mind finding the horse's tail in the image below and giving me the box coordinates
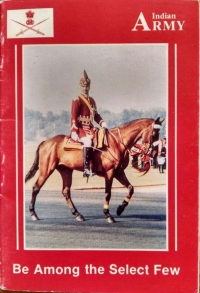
[25,141,45,183]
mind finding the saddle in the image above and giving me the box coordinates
[64,128,108,151]
[64,137,83,150]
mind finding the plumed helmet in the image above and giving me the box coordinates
[79,70,91,86]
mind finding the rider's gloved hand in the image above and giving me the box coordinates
[71,132,78,141]
[101,122,107,129]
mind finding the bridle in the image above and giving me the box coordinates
[114,122,162,160]
[92,121,161,163]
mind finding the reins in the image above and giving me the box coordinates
[113,122,154,151]
[91,145,119,163]
[91,122,154,164]
[90,128,130,163]
[117,127,126,148]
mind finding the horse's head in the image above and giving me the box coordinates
[149,117,165,158]
[151,117,165,144]
[131,117,165,175]
[141,117,165,148]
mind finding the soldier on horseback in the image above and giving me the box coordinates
[70,70,107,177]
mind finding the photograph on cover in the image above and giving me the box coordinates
[23,44,167,250]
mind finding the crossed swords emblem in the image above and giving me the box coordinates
[11,11,49,36]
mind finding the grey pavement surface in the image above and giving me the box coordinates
[25,186,167,250]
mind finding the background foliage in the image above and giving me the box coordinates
[24,107,166,142]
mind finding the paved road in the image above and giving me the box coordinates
[25,185,166,250]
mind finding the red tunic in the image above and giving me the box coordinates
[71,95,104,138]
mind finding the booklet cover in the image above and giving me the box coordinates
[0,0,199,292]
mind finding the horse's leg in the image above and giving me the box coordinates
[29,181,40,221]
[114,170,134,216]
[57,165,85,221]
[29,144,58,220]
[29,172,53,221]
[103,170,116,223]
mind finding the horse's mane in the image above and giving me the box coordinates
[109,118,154,131]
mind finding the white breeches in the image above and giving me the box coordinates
[80,136,92,147]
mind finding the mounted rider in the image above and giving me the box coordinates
[70,70,107,177]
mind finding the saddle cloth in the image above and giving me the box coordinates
[64,128,108,151]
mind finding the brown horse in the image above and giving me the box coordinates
[25,117,164,223]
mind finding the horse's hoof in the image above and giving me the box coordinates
[76,214,85,221]
[103,208,115,223]
[106,216,116,223]
[117,200,129,216]
[30,214,39,221]
[116,205,125,216]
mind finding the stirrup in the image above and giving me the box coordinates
[83,169,96,177]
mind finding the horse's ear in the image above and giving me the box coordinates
[155,117,165,125]
[159,118,165,124]
[154,117,160,124]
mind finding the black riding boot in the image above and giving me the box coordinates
[83,147,95,177]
